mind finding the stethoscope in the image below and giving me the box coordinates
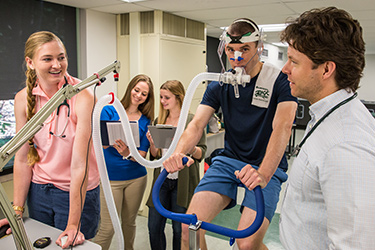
[292,92,358,156]
[49,76,70,138]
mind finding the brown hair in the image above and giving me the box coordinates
[24,31,67,165]
[280,7,365,92]
[121,74,155,121]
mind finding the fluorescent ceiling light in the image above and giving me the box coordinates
[272,42,289,47]
[121,0,146,2]
[258,24,288,32]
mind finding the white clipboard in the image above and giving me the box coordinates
[102,120,140,147]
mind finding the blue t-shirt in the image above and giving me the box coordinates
[201,70,297,172]
[100,105,150,180]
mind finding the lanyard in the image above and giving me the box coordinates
[292,92,358,157]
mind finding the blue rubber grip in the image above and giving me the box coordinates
[182,156,188,165]
[152,157,265,239]
[152,157,197,225]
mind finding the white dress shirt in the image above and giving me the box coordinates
[280,89,375,250]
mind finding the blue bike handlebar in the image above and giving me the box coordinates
[152,157,265,239]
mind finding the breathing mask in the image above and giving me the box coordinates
[217,19,264,98]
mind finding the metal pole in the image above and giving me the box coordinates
[189,220,202,250]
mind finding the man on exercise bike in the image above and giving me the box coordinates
[163,18,297,250]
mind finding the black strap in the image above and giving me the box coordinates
[292,92,358,156]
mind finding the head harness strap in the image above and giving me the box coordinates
[221,19,260,44]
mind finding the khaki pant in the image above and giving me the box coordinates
[94,175,147,250]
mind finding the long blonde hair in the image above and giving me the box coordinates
[120,74,155,122]
[155,80,185,158]
[24,31,67,165]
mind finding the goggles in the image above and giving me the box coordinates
[221,30,260,44]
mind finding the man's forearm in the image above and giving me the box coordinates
[175,122,204,156]
[258,125,292,183]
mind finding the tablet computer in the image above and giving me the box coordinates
[148,125,177,149]
[101,120,140,147]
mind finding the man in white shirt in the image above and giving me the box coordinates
[279,7,375,249]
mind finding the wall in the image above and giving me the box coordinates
[79,9,117,99]
[116,27,131,99]
[158,36,207,114]
[358,54,375,101]
[261,43,288,69]
[117,13,207,114]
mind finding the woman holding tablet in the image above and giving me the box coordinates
[94,74,154,250]
[146,80,206,250]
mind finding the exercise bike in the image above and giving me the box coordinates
[152,157,265,250]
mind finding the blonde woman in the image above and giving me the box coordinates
[0,31,100,248]
[146,80,206,250]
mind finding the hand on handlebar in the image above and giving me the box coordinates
[162,153,193,173]
[154,159,265,239]
[235,164,267,190]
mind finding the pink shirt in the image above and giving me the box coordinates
[31,74,99,191]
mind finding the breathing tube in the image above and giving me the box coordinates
[92,70,250,249]
[92,96,124,250]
